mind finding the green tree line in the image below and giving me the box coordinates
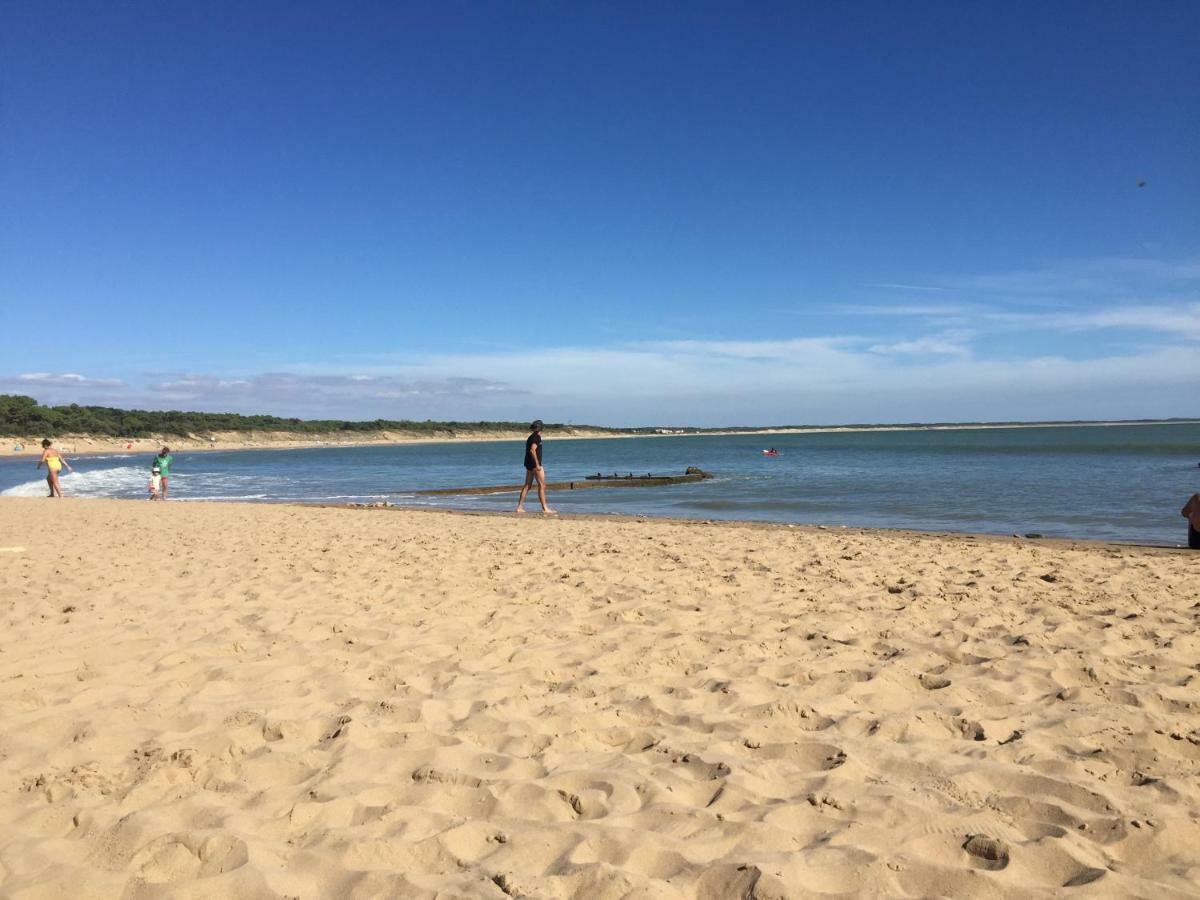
[0,395,602,438]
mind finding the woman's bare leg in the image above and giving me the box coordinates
[516,469,535,513]
[535,468,555,514]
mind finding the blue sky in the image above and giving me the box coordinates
[2,1,1197,425]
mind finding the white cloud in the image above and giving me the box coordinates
[985,303,1200,341]
[4,333,1197,425]
[951,255,1200,298]
[9,372,125,388]
[5,254,1197,425]
[385,334,1198,424]
[141,372,527,410]
[860,283,948,292]
[868,332,973,358]
[847,256,1200,345]
[844,303,974,317]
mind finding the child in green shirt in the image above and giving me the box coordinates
[154,448,174,500]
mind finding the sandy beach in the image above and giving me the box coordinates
[1,498,1198,898]
[0,429,616,458]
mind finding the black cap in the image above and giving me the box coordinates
[531,419,543,430]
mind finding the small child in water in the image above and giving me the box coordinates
[148,466,162,500]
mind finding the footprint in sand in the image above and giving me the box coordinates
[131,833,249,884]
[962,834,1009,870]
[411,766,486,789]
[951,718,986,741]
[694,863,789,900]
[1063,867,1106,887]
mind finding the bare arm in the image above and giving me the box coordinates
[1184,495,1199,518]
[36,449,46,469]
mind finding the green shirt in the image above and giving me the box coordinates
[155,454,173,476]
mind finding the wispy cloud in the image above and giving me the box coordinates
[847,256,1200,346]
[952,256,1200,299]
[143,372,527,410]
[984,303,1200,340]
[842,303,975,318]
[860,283,948,292]
[4,333,1197,425]
[5,255,1197,425]
[649,337,855,362]
[7,372,125,388]
[868,333,973,358]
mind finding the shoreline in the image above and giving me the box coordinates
[4,417,1198,458]
[335,500,1197,553]
[1,492,1190,551]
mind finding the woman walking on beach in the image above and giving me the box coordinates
[516,420,555,515]
[36,439,72,497]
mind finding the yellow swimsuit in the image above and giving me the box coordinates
[45,455,62,473]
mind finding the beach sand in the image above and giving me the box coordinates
[1,429,615,458]
[1,498,1198,898]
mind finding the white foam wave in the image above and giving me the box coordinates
[1,466,149,498]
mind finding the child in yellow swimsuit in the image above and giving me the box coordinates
[36,439,73,498]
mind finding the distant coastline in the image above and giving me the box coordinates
[4,417,1197,457]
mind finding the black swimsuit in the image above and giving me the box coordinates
[524,432,542,470]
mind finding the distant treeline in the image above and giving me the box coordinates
[0,395,602,439]
[2,394,1192,439]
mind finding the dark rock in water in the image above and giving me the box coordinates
[962,834,1010,870]
[417,466,712,496]
[1025,533,1044,539]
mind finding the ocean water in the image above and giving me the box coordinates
[2,424,1198,545]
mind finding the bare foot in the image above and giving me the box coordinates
[515,507,526,514]
[542,508,558,516]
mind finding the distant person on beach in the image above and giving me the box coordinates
[1182,493,1200,549]
[36,439,72,497]
[155,448,174,500]
[516,420,555,515]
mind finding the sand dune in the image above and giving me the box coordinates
[1,498,1198,898]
